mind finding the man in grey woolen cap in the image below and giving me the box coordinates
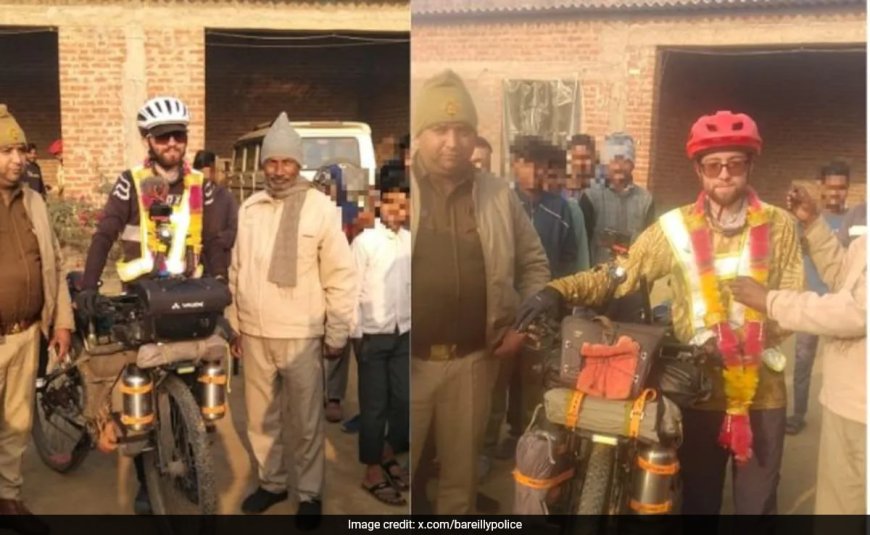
[228,112,357,525]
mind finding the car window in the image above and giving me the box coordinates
[244,143,257,172]
[232,148,242,172]
[301,137,360,170]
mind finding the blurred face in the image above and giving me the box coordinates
[821,174,849,213]
[201,165,216,183]
[568,144,595,185]
[262,157,301,190]
[380,190,409,230]
[0,144,25,190]
[25,148,37,163]
[543,166,564,194]
[416,122,476,178]
[694,150,751,209]
[146,129,187,169]
[470,146,492,172]
[513,158,541,192]
[606,156,634,190]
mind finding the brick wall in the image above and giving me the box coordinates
[411,7,867,204]
[651,49,866,212]
[0,0,409,200]
[145,28,206,163]
[57,25,127,199]
[205,39,409,160]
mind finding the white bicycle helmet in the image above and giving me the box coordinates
[137,96,190,135]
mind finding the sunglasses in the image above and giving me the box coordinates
[151,131,188,144]
[699,159,749,179]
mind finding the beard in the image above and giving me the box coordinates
[706,183,746,209]
[149,145,185,173]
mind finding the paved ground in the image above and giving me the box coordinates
[22,354,411,515]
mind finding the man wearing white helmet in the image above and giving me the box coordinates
[77,96,229,514]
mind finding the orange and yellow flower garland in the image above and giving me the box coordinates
[685,188,770,464]
[140,161,204,272]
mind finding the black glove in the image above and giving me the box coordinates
[514,287,564,333]
[74,288,100,318]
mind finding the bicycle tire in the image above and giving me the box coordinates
[143,373,216,515]
[576,442,615,515]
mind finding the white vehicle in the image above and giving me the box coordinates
[228,120,376,201]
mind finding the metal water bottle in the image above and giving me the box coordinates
[120,364,154,433]
[197,361,227,421]
[628,444,679,515]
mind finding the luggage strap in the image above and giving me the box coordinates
[565,391,586,429]
[629,499,672,514]
[198,374,227,385]
[637,455,679,476]
[121,413,154,426]
[512,468,576,490]
[119,383,152,395]
[627,388,657,439]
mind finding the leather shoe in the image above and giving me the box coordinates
[296,499,322,531]
[241,487,288,514]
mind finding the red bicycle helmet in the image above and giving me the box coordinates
[686,111,762,159]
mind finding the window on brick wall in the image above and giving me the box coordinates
[501,79,579,177]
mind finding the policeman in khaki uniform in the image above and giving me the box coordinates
[410,71,550,514]
[0,105,73,526]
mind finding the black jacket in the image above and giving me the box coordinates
[83,166,235,289]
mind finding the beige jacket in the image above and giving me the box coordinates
[767,217,866,423]
[228,189,357,348]
[410,166,550,351]
[21,188,75,336]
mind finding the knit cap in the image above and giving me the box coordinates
[0,105,26,147]
[413,69,478,135]
[261,111,303,165]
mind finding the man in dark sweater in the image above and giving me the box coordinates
[193,149,239,280]
[513,137,578,278]
[566,134,597,257]
[21,143,46,197]
[76,97,232,515]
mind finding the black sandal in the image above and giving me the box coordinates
[381,459,410,491]
[361,480,406,506]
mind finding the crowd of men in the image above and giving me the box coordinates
[0,98,412,531]
[409,69,866,516]
[0,69,866,526]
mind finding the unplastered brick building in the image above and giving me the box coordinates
[0,0,409,200]
[412,0,866,212]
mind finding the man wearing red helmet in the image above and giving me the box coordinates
[515,110,804,514]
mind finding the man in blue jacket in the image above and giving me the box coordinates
[513,136,578,278]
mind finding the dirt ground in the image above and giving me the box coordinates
[22,353,411,515]
[477,279,822,515]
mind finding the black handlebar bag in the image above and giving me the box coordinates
[131,278,231,342]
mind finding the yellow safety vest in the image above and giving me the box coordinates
[659,208,752,335]
[116,166,204,282]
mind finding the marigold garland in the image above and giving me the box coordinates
[140,161,204,272]
[685,188,770,464]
